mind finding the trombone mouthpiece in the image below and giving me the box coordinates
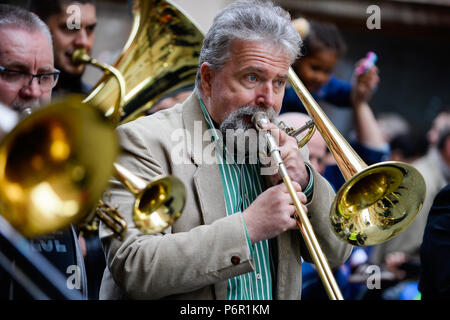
[252,112,270,130]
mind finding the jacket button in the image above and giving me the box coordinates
[231,256,241,265]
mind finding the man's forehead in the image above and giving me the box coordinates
[0,28,53,70]
[229,39,291,69]
[53,3,97,21]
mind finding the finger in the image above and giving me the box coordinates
[290,202,309,221]
[278,139,302,166]
[264,124,291,146]
[260,121,278,131]
[273,180,302,195]
[278,144,294,163]
[297,191,307,204]
[289,181,303,193]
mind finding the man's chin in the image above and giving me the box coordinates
[66,64,86,76]
[60,57,86,76]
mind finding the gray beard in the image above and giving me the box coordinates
[219,106,277,163]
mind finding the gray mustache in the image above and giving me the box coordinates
[219,106,277,135]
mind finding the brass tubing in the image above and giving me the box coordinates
[72,49,126,123]
[282,173,343,300]
[288,68,366,180]
[253,113,344,300]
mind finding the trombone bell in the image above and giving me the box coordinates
[113,163,186,235]
[287,67,426,247]
[134,176,186,234]
[331,162,425,246]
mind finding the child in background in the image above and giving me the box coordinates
[285,18,388,192]
[282,18,379,115]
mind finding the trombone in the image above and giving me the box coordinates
[253,111,344,300]
[254,68,426,300]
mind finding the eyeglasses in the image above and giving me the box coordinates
[0,66,60,91]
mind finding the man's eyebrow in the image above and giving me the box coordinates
[241,67,288,80]
[38,67,56,74]
[241,66,265,74]
[5,62,55,74]
[3,61,29,71]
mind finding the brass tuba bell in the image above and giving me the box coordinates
[73,0,204,124]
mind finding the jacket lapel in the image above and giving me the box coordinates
[182,92,227,225]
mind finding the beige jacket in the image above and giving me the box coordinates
[99,92,352,300]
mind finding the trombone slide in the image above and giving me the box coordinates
[253,112,344,300]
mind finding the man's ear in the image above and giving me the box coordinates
[200,63,214,97]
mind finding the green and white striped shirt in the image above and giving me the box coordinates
[198,96,313,300]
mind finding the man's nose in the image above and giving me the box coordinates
[74,29,89,48]
[20,77,42,99]
[255,82,275,108]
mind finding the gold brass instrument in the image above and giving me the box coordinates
[0,0,198,238]
[0,97,187,239]
[94,163,186,239]
[73,0,203,124]
[255,68,426,300]
[111,163,186,235]
[287,68,426,248]
[254,69,426,300]
[0,96,118,238]
[72,49,126,123]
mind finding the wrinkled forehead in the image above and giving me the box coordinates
[0,27,54,71]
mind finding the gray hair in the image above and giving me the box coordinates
[195,0,302,91]
[0,4,53,52]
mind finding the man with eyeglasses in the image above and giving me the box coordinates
[0,4,87,300]
[0,5,59,115]
[29,0,106,301]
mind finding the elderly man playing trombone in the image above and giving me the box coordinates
[99,0,352,300]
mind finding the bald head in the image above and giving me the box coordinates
[277,112,328,174]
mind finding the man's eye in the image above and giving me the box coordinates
[86,24,97,33]
[247,74,257,82]
[274,79,285,87]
